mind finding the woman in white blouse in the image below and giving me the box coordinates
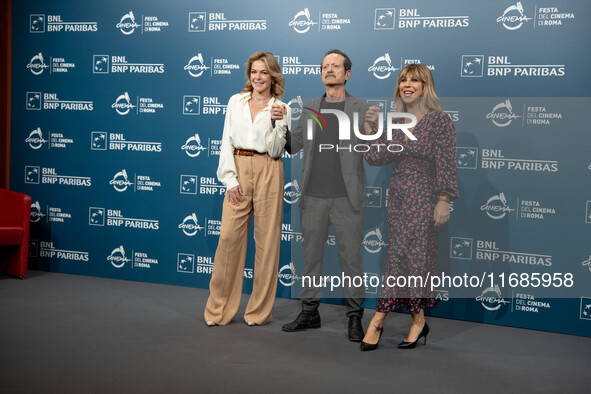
[204,51,291,326]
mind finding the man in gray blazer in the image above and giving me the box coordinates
[282,49,374,342]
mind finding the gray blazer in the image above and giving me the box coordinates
[286,92,370,211]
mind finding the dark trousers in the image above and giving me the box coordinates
[300,195,365,318]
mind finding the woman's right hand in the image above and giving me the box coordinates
[227,185,244,205]
[364,106,381,135]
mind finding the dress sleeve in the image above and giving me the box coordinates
[217,96,240,190]
[363,117,403,166]
[434,111,459,200]
[265,105,291,158]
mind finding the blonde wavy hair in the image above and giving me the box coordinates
[394,63,441,112]
[242,51,285,99]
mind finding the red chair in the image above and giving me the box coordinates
[0,188,32,278]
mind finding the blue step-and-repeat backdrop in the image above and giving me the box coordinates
[10,0,591,337]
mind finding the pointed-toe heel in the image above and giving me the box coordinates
[360,325,383,351]
[398,322,429,349]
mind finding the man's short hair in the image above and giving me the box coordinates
[324,49,352,72]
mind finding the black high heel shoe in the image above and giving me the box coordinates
[397,322,429,349]
[360,324,384,351]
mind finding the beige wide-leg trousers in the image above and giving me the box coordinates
[204,153,284,325]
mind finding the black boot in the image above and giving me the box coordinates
[282,310,321,332]
[348,315,365,342]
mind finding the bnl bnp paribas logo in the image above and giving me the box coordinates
[289,8,318,33]
[183,95,226,116]
[29,14,98,33]
[374,9,395,30]
[457,147,478,170]
[461,55,565,78]
[497,2,532,30]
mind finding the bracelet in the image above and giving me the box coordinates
[438,195,451,203]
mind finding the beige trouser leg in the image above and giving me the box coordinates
[204,154,283,325]
[244,155,284,325]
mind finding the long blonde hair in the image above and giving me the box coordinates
[242,51,285,99]
[394,63,441,112]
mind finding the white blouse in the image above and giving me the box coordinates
[217,92,292,190]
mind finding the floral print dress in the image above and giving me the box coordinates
[364,110,459,314]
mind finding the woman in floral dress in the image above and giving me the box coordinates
[360,64,458,350]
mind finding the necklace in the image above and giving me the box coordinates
[251,94,271,102]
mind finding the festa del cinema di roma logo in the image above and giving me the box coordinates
[300,108,418,153]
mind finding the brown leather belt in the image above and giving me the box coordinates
[234,149,268,156]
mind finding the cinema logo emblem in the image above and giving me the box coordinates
[116,12,169,34]
[112,92,136,115]
[181,134,207,158]
[486,100,521,127]
[108,246,131,268]
[27,53,49,75]
[185,54,210,77]
[368,53,398,79]
[284,180,301,204]
[179,213,204,237]
[25,128,47,149]
[363,228,387,253]
[110,170,134,192]
[290,8,318,33]
[117,11,141,34]
[278,262,300,287]
[30,201,46,223]
[480,192,515,220]
[476,285,510,311]
[497,2,532,30]
[288,96,304,120]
